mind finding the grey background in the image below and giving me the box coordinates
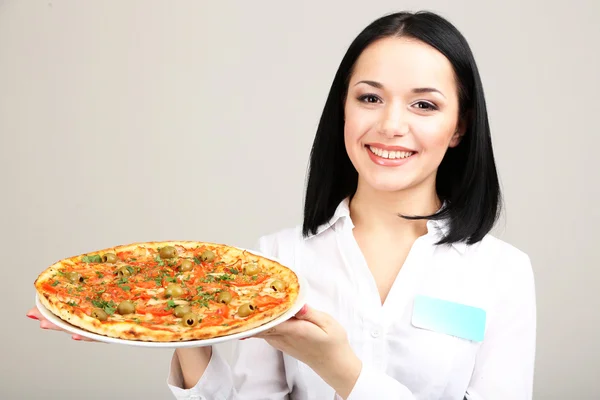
[1,1,598,399]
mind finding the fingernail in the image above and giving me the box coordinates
[72,336,81,341]
[239,338,247,341]
[27,314,38,320]
[298,304,308,316]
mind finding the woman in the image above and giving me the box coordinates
[29,10,536,400]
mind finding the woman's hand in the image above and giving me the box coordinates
[253,305,362,399]
[26,306,98,342]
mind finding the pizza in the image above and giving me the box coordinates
[34,241,300,342]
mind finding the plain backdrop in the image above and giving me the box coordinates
[1,1,598,399]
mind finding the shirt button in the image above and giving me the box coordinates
[371,328,381,338]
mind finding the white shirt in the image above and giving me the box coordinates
[167,198,536,400]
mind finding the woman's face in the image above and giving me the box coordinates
[344,36,463,195]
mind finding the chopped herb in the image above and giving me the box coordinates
[152,296,158,300]
[214,261,224,266]
[117,276,129,284]
[118,285,131,292]
[82,255,102,263]
[56,270,66,276]
[221,323,229,326]
[130,258,137,261]
[165,276,177,283]
[97,289,105,294]
[197,286,203,291]
[201,275,216,283]
[66,301,78,307]
[164,299,177,310]
[229,268,239,275]
[132,318,141,324]
[125,266,135,275]
[251,275,258,281]
[76,286,84,292]
[154,276,163,287]
[193,257,202,264]
[91,299,116,315]
[216,274,233,281]
[95,271,104,278]
[51,280,59,287]
[154,255,164,266]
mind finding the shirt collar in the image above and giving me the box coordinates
[305,197,467,254]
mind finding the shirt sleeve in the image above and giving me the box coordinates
[465,253,537,400]
[166,235,290,400]
[167,339,289,400]
[334,365,416,400]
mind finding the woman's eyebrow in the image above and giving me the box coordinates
[354,80,446,99]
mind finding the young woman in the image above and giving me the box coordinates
[28,10,536,400]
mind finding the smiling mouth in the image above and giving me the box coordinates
[367,145,415,159]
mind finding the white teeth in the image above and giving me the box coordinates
[369,146,414,159]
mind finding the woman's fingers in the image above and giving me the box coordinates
[27,306,100,342]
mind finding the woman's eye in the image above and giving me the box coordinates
[358,94,381,104]
[413,101,438,111]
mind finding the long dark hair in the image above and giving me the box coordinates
[302,11,501,245]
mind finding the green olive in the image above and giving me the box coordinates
[173,304,191,318]
[67,272,84,284]
[91,308,108,321]
[244,263,259,276]
[216,291,232,304]
[102,253,118,263]
[199,250,215,262]
[115,266,131,278]
[179,259,194,272]
[165,283,184,298]
[181,312,199,327]
[270,280,286,292]
[237,303,255,317]
[117,300,135,315]
[159,246,177,259]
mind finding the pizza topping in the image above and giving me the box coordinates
[243,262,259,276]
[66,272,84,284]
[173,304,191,317]
[182,312,200,327]
[179,259,194,272]
[117,300,135,315]
[270,280,286,292]
[216,291,232,304]
[116,266,132,278]
[199,250,215,263]
[91,308,109,321]
[82,255,103,263]
[165,283,184,298]
[102,253,118,263]
[159,246,178,259]
[237,303,255,317]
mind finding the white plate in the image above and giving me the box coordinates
[35,249,309,348]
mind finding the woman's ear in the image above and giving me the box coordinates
[449,117,467,148]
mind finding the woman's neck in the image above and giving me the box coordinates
[349,180,440,239]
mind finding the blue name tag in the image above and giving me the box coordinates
[411,295,486,342]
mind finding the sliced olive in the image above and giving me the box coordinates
[216,291,232,304]
[117,300,135,315]
[115,266,131,278]
[173,304,191,318]
[244,263,259,276]
[179,259,194,272]
[199,250,215,262]
[67,272,84,284]
[91,308,108,321]
[237,303,255,317]
[165,283,184,298]
[101,253,118,263]
[181,312,199,327]
[270,280,286,292]
[159,246,177,259]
